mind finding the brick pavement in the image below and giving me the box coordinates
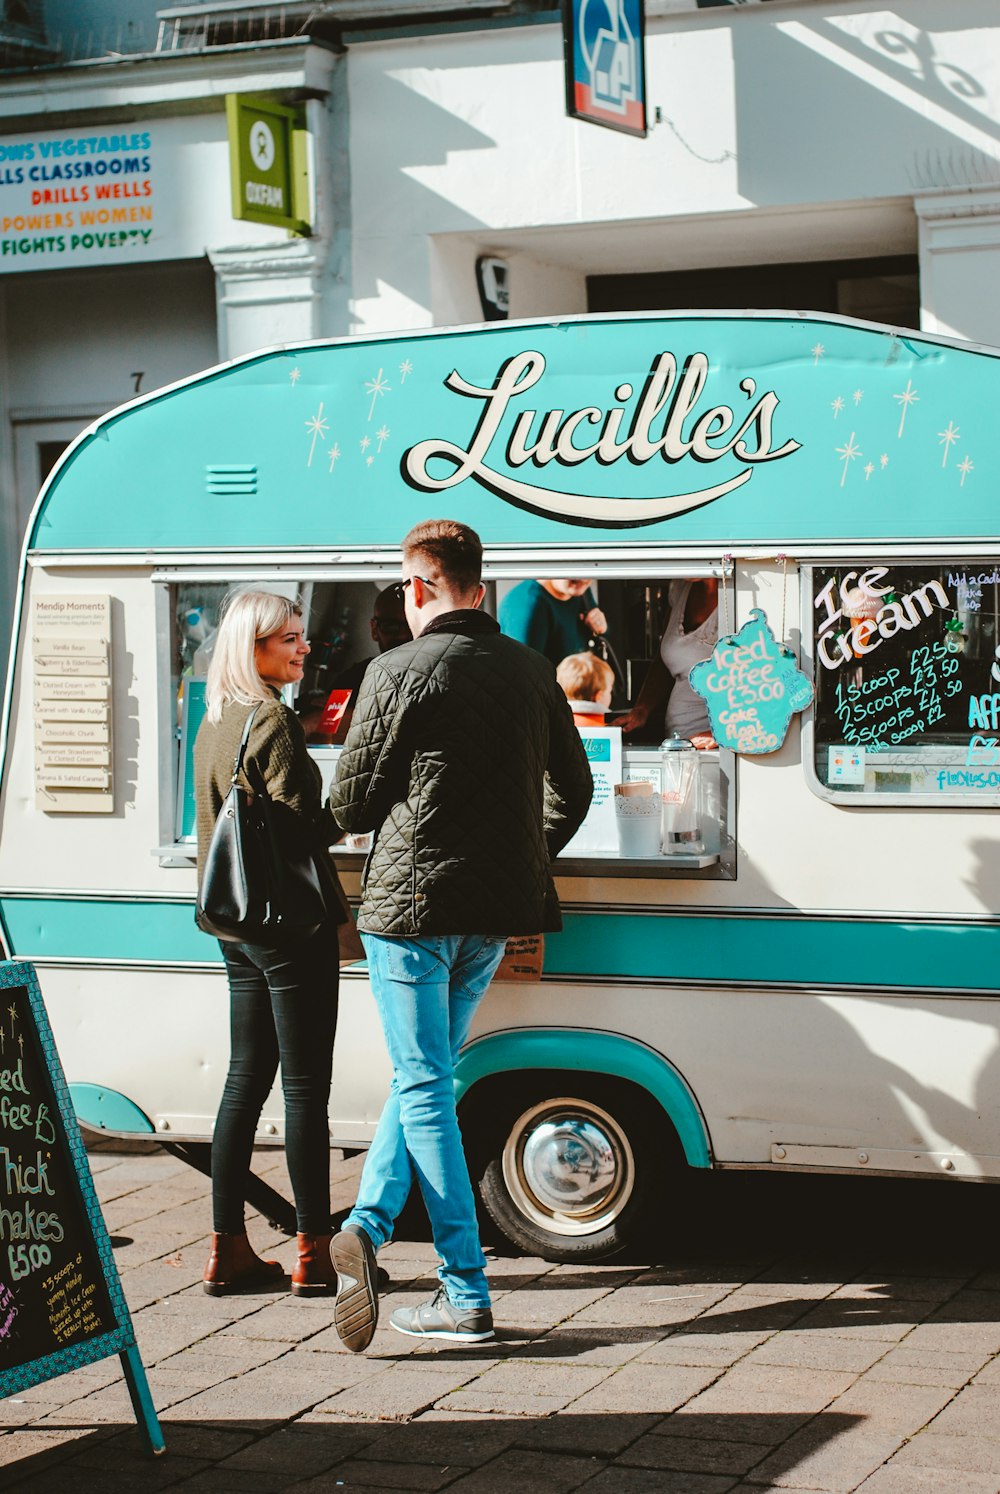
[3,1146,1000,1492]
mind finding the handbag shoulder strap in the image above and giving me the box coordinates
[231,705,261,788]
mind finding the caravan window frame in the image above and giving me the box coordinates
[800,559,1000,807]
[152,555,738,881]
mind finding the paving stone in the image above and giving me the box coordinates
[510,1325,658,1368]
[434,1448,604,1493]
[295,1457,470,1489]
[921,1385,1000,1438]
[160,1359,332,1424]
[575,1467,736,1492]
[680,1364,856,1417]
[567,1285,738,1329]
[834,1277,969,1303]
[316,1361,483,1421]
[435,1361,607,1417]
[2,1452,211,1491]
[749,1421,904,1491]
[349,1415,518,1466]
[94,1421,258,1462]
[157,1340,290,1379]
[744,1332,888,1374]
[739,1273,844,1300]
[162,1469,295,1493]
[637,1330,771,1368]
[510,1411,660,1459]
[905,1320,1000,1354]
[970,1354,1000,1382]
[618,1429,763,1475]
[564,1362,719,1415]
[652,1409,817,1447]
[0,1424,109,1472]
[823,1379,958,1433]
[786,1299,935,1340]
[215,1421,375,1475]
[889,1431,1000,1474]
[216,1300,338,1343]
[863,1346,991,1388]
[855,1465,1000,1492]
[490,1287,616,1326]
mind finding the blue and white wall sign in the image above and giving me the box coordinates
[29,314,1000,554]
[690,609,814,756]
[562,0,647,138]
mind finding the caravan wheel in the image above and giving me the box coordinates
[468,1075,675,1262]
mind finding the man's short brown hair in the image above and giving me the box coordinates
[402,519,483,595]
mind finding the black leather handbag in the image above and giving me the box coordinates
[195,706,330,945]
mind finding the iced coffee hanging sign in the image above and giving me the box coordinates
[32,595,113,812]
[689,609,813,756]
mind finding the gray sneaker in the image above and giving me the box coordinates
[389,1287,494,1343]
[331,1223,379,1352]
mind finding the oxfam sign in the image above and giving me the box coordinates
[225,95,309,236]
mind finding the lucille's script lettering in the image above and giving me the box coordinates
[402,350,802,527]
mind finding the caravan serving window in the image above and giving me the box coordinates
[807,562,1000,802]
[161,572,734,878]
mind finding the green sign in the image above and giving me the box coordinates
[226,94,309,235]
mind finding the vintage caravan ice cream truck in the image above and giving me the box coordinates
[1,311,999,1263]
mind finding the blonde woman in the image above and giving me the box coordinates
[194,590,347,1297]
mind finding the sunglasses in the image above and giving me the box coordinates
[389,576,436,603]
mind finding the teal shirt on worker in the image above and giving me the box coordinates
[498,580,598,666]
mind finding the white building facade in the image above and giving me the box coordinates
[1,0,1000,632]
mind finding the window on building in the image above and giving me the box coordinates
[588,255,920,329]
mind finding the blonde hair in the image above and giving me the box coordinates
[556,651,614,704]
[204,589,303,724]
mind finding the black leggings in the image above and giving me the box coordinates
[213,923,339,1234]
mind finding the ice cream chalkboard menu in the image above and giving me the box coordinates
[811,562,1000,798]
[0,961,162,1453]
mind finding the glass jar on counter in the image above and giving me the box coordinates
[659,733,704,853]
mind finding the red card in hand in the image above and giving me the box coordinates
[319,689,352,733]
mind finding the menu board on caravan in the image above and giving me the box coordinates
[810,562,1000,798]
[0,961,162,1452]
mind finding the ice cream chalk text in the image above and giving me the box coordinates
[814,569,951,671]
[403,350,802,527]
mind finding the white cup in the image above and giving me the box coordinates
[614,796,662,858]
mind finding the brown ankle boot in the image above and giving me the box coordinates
[203,1231,283,1296]
[292,1232,337,1297]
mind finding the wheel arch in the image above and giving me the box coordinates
[455,1027,713,1169]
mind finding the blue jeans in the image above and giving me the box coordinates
[346,932,507,1311]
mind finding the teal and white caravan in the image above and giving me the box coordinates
[2,311,999,1262]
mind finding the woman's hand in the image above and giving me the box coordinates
[690,731,718,750]
[613,703,650,735]
[583,606,608,636]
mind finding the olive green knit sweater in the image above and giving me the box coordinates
[194,694,345,917]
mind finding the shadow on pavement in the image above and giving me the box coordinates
[0,1409,865,1491]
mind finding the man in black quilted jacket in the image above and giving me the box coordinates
[328,518,593,1350]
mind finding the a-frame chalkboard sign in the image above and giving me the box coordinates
[0,960,163,1455]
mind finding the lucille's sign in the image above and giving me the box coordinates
[29,313,1000,552]
[402,349,802,527]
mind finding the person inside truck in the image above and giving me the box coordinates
[615,577,719,748]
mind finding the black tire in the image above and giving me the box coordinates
[464,1072,680,1263]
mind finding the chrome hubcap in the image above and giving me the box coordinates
[501,1097,635,1237]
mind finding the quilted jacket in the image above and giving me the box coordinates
[328,609,594,936]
